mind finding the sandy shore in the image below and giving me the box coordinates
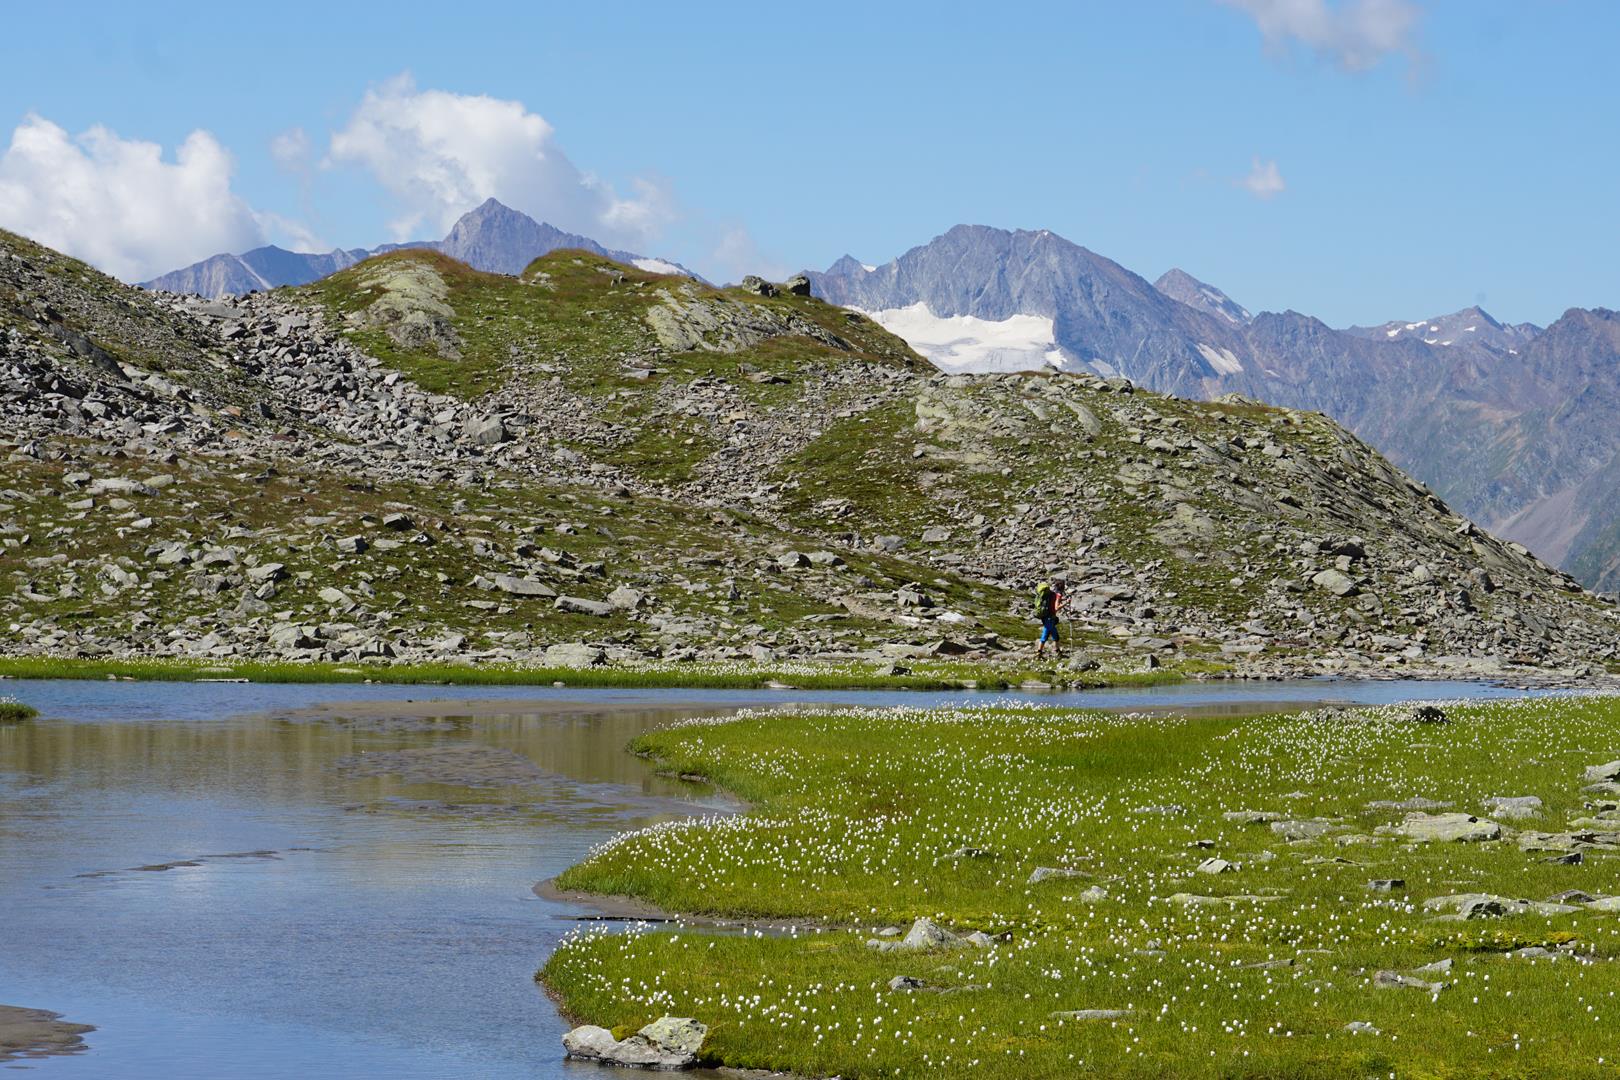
[0,1005,94,1062]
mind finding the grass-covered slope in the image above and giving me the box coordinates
[545,697,1620,1078]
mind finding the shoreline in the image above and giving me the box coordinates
[0,654,1194,693]
[2,653,1610,695]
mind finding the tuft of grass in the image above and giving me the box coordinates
[0,699,38,722]
[544,695,1620,1078]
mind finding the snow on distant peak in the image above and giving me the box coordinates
[861,263,877,273]
[632,257,683,276]
[857,302,1072,374]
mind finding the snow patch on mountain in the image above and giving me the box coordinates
[858,302,1069,373]
[1196,342,1244,375]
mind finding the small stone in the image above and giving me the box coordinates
[1374,970,1444,993]
[1050,1009,1131,1021]
[463,416,509,445]
[1366,879,1406,892]
[1343,1021,1381,1035]
[1311,568,1359,596]
[1197,858,1235,875]
[607,585,645,610]
[1222,810,1279,824]
[887,975,924,991]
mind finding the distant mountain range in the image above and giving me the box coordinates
[141,199,695,295]
[808,225,1620,592]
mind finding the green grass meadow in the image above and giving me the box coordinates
[544,696,1620,1078]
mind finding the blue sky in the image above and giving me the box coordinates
[0,0,1613,326]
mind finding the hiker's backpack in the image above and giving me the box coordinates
[1035,582,1056,619]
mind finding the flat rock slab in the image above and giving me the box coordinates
[1382,812,1502,843]
[1585,760,1620,783]
[1482,795,1542,820]
[1271,818,1336,841]
[0,1005,94,1062]
[334,745,548,787]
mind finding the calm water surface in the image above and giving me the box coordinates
[0,677,1558,1077]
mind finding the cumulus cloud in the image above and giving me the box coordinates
[1220,0,1421,72]
[326,74,675,247]
[1240,157,1286,199]
[0,114,267,282]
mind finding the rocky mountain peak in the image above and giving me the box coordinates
[1153,268,1253,325]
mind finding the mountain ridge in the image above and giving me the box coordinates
[140,198,695,295]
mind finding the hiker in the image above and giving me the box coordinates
[1034,578,1066,659]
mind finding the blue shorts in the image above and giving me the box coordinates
[1039,617,1059,642]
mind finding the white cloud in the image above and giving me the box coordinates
[1239,157,1286,199]
[1221,0,1421,72]
[0,114,267,282]
[270,126,311,173]
[326,74,675,247]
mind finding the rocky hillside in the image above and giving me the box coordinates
[3,227,1617,678]
[808,224,1620,594]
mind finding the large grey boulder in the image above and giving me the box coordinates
[562,1016,706,1070]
